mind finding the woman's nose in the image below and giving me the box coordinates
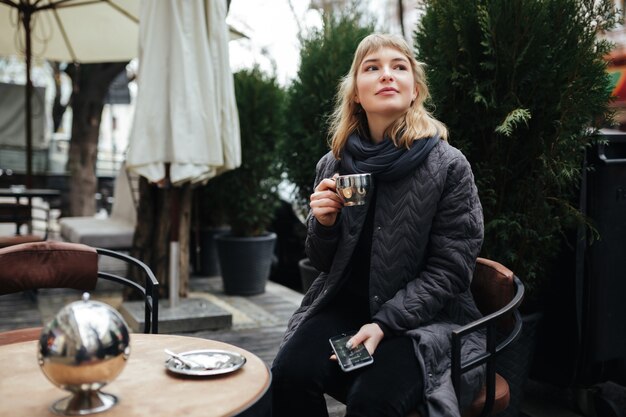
[380,67,394,81]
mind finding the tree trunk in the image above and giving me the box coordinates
[131,178,192,299]
[66,63,127,216]
[397,0,405,39]
[51,62,68,133]
[178,184,192,296]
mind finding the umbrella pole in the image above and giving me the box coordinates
[169,182,180,308]
[169,241,180,308]
[21,8,34,189]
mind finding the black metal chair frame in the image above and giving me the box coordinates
[0,202,50,238]
[95,248,159,334]
[451,276,525,417]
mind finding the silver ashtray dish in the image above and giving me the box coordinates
[165,349,246,376]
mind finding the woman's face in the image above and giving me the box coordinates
[354,46,417,124]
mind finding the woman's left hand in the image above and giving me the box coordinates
[349,323,384,355]
[330,323,384,360]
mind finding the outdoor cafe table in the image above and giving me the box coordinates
[0,187,61,210]
[0,188,61,200]
[0,187,61,234]
[0,333,271,416]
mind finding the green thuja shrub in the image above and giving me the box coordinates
[215,67,286,237]
[279,10,375,216]
[415,0,619,306]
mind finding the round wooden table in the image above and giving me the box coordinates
[0,333,271,417]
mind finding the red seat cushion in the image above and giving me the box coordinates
[462,373,510,417]
[406,373,510,417]
[0,241,98,295]
[0,327,42,346]
[471,257,516,331]
[0,234,44,249]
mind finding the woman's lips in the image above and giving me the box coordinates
[376,87,399,95]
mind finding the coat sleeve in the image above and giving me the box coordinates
[372,154,484,332]
[304,154,341,273]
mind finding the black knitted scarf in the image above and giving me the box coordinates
[340,132,440,182]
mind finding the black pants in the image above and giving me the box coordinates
[271,303,423,417]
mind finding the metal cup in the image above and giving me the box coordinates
[335,173,372,206]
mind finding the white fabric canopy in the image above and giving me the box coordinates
[0,0,140,63]
[0,0,244,64]
[126,0,241,185]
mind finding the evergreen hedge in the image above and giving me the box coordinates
[278,10,375,215]
[415,0,618,305]
[210,67,286,237]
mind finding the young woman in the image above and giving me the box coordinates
[272,33,485,417]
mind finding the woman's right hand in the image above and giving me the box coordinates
[310,174,343,227]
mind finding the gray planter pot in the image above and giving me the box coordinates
[298,257,320,293]
[215,232,277,295]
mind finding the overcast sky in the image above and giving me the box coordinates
[226,0,419,85]
[227,0,322,85]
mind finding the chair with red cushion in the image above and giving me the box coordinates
[451,257,524,417]
[0,241,159,345]
[330,257,524,417]
[411,257,525,417]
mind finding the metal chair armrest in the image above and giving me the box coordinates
[95,248,159,334]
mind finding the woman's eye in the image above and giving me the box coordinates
[365,65,378,71]
[394,64,408,71]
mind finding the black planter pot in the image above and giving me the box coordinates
[298,257,320,293]
[215,232,277,295]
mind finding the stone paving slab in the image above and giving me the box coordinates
[121,297,232,333]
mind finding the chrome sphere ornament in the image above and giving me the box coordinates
[38,293,131,415]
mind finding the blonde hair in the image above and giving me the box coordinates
[328,33,447,158]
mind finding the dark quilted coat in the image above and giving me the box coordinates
[281,139,486,417]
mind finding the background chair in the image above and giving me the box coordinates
[0,202,52,248]
[59,163,138,249]
[0,241,159,346]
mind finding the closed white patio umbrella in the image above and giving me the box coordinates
[126,0,241,307]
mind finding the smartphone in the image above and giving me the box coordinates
[329,333,374,372]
